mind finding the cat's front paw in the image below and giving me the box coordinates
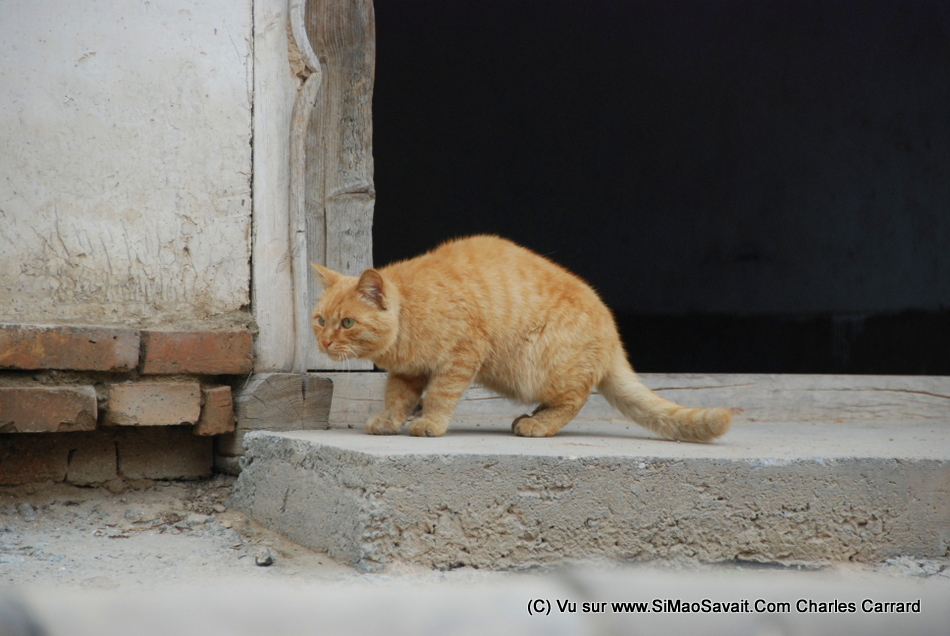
[512,415,554,438]
[365,413,402,435]
[407,417,449,437]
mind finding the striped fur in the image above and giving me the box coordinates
[311,235,731,441]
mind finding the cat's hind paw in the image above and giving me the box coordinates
[511,415,555,437]
[407,417,449,437]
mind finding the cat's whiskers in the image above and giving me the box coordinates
[337,345,357,371]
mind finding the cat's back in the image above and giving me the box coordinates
[385,235,605,314]
[391,235,567,280]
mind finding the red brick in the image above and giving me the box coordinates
[0,386,98,433]
[140,329,253,375]
[194,386,236,436]
[103,380,201,426]
[0,323,140,371]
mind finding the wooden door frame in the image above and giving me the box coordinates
[252,0,375,372]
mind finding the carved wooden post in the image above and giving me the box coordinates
[289,0,375,371]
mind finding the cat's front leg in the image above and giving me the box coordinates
[407,365,476,437]
[365,373,427,435]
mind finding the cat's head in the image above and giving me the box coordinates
[310,264,399,361]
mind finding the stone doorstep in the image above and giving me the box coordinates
[0,322,253,375]
[230,374,950,572]
[220,369,950,459]
[319,372,950,429]
[220,371,950,459]
[232,426,950,572]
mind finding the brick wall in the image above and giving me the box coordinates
[0,323,252,485]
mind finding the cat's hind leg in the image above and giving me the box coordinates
[366,373,427,435]
[511,389,588,438]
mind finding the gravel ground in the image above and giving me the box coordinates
[0,476,361,590]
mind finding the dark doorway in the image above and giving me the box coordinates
[371,0,950,374]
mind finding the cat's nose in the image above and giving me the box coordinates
[321,340,331,349]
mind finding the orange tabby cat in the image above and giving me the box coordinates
[311,235,731,442]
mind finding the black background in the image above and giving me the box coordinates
[371,0,950,374]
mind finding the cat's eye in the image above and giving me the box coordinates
[316,316,325,327]
[341,317,355,329]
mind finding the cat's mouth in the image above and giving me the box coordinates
[322,344,354,361]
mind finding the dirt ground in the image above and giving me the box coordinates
[0,476,363,591]
[2,476,949,592]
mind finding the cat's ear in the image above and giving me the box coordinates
[311,262,342,290]
[357,269,387,309]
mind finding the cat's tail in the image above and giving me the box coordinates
[597,355,731,442]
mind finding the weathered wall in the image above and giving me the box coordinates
[0,0,253,326]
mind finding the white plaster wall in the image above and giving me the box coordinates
[0,0,253,325]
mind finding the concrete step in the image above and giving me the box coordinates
[230,374,950,572]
